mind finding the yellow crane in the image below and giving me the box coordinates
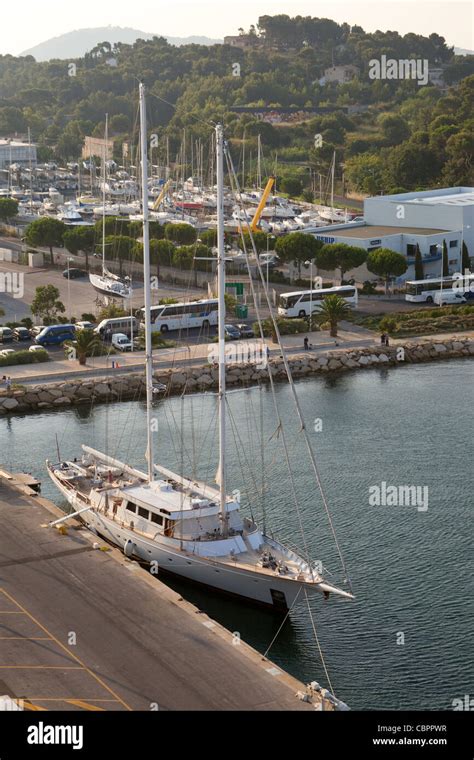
[152,179,172,211]
[250,176,275,232]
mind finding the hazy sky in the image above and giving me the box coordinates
[2,0,473,54]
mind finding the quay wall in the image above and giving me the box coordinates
[0,337,473,416]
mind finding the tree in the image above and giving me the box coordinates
[67,329,101,366]
[0,198,19,223]
[31,285,65,322]
[316,294,352,337]
[164,222,197,245]
[378,113,410,146]
[344,153,384,195]
[149,239,174,278]
[280,177,303,196]
[461,241,470,273]
[442,130,474,186]
[242,229,268,254]
[63,226,96,269]
[366,248,408,293]
[172,246,194,270]
[442,239,449,277]
[56,121,85,160]
[275,232,322,278]
[414,244,424,280]
[98,303,127,320]
[315,243,367,282]
[25,217,66,265]
[100,235,136,277]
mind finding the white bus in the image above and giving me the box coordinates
[142,298,219,333]
[405,275,474,303]
[278,285,358,318]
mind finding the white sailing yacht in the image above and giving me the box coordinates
[89,114,132,301]
[47,84,353,611]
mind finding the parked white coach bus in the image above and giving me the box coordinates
[405,275,474,303]
[278,285,358,318]
[141,298,219,333]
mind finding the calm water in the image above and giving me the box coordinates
[1,360,472,710]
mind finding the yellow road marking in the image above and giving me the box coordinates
[66,699,106,711]
[0,588,132,711]
[0,611,26,614]
[27,698,120,702]
[23,701,48,711]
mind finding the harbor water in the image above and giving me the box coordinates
[1,359,472,710]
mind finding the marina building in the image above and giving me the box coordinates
[82,136,114,160]
[313,187,473,282]
[0,139,37,170]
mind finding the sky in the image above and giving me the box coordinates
[2,0,473,55]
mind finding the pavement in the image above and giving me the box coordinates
[1,325,379,386]
[0,472,316,711]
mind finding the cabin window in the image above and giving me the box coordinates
[126,502,137,513]
[151,513,163,526]
[138,506,149,519]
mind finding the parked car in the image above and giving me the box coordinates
[62,268,86,279]
[0,348,15,358]
[13,327,31,341]
[29,345,46,353]
[111,333,133,351]
[224,324,241,340]
[259,253,280,269]
[30,325,45,338]
[235,323,254,338]
[35,324,76,346]
[75,321,96,331]
[0,327,14,343]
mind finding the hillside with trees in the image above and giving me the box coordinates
[0,14,472,195]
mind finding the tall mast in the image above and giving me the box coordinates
[102,114,108,276]
[216,123,227,535]
[331,151,335,218]
[139,83,155,482]
[257,133,262,191]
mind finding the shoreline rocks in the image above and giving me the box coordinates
[0,336,473,417]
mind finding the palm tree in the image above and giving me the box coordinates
[69,329,101,366]
[316,294,352,337]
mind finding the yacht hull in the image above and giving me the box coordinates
[48,469,326,611]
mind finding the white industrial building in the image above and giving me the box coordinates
[312,187,473,283]
[0,139,37,170]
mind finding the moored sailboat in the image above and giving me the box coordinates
[48,84,353,611]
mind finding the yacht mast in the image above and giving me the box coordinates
[102,114,108,276]
[216,123,227,535]
[139,83,155,482]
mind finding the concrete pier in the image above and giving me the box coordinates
[0,470,319,711]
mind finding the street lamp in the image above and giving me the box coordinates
[67,257,74,321]
[305,259,315,330]
[265,234,276,290]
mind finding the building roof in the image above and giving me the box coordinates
[367,187,474,206]
[324,225,450,239]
